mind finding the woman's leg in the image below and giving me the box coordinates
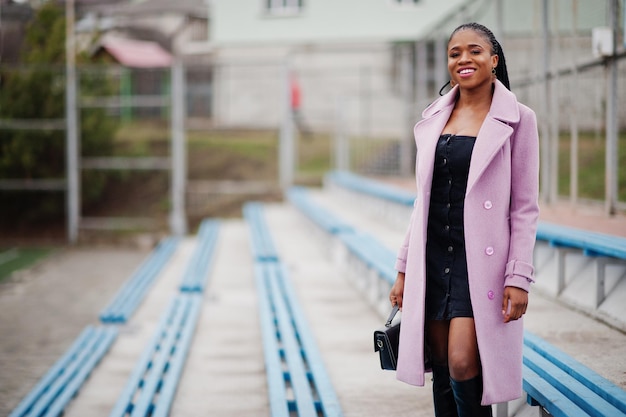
[448,318,492,417]
[426,320,458,417]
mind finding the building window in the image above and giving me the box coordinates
[265,0,304,15]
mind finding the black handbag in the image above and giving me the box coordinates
[374,305,401,370]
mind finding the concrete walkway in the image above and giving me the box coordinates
[2,187,625,416]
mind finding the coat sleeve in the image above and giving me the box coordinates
[505,104,540,291]
[396,199,418,273]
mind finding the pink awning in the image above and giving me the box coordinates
[101,38,173,68]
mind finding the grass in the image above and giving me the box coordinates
[558,132,626,201]
[85,123,334,228]
[0,247,51,283]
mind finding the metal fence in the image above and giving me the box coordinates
[0,63,194,240]
[504,0,625,214]
[3,0,624,243]
[208,1,625,215]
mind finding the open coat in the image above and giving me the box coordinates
[394,80,540,405]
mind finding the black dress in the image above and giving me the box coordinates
[425,134,476,320]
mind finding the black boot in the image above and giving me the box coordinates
[431,365,459,417]
[450,375,492,417]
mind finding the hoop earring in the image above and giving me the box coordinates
[492,67,496,75]
[438,81,451,96]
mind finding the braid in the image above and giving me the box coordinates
[449,22,511,90]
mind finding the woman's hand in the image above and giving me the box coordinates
[389,272,405,310]
[502,286,528,323]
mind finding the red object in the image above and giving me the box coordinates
[100,38,173,68]
[290,76,301,110]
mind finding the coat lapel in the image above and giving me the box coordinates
[466,81,520,194]
[414,80,521,195]
[414,90,456,190]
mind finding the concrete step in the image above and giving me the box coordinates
[41,190,626,417]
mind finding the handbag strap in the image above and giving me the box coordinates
[385,304,400,327]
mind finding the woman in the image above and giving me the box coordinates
[389,23,539,416]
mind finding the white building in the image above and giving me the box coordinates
[207,0,609,136]
[209,0,472,136]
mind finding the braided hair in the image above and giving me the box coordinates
[439,22,511,95]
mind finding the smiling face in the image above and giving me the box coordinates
[447,28,498,92]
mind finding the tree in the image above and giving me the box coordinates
[0,2,116,229]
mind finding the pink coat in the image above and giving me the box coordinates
[394,80,540,405]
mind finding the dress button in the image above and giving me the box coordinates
[487,290,495,300]
[443,158,447,165]
[448,179,452,185]
[444,267,450,274]
[485,247,494,256]
[448,246,453,252]
[484,200,493,210]
[446,203,451,208]
[444,225,450,231]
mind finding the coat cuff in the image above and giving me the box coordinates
[395,247,408,273]
[504,259,534,292]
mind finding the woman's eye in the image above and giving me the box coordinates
[471,49,481,54]
[449,53,459,58]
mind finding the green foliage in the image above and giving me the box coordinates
[0,247,51,283]
[558,132,626,201]
[23,4,66,64]
[0,3,116,226]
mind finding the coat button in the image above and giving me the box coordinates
[484,200,493,209]
[485,247,494,255]
[487,290,495,300]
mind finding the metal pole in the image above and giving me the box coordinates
[415,41,428,110]
[540,0,551,203]
[549,1,559,205]
[494,0,504,46]
[334,96,348,172]
[400,43,414,176]
[605,0,619,215]
[65,0,79,243]
[279,59,294,189]
[170,59,187,235]
[435,37,447,99]
[569,0,579,206]
[359,65,372,138]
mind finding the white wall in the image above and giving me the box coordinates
[210,0,468,45]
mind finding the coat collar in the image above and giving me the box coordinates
[422,80,520,125]
[415,79,520,196]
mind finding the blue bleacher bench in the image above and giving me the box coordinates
[326,170,414,206]
[536,222,626,260]
[243,202,279,262]
[9,325,118,417]
[255,262,343,417]
[109,294,202,417]
[523,331,626,417]
[287,187,354,235]
[100,237,179,323]
[535,222,626,306]
[179,219,220,292]
[339,231,396,286]
[314,170,626,417]
[288,185,395,311]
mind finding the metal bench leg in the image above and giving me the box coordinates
[494,401,507,417]
[368,268,379,303]
[595,257,607,308]
[557,247,567,295]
